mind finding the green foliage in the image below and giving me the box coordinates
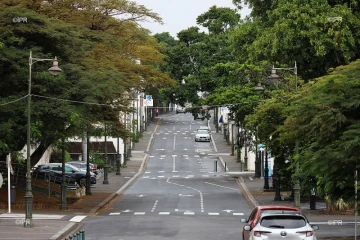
[89,150,104,169]
[0,1,175,164]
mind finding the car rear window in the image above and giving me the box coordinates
[260,216,306,229]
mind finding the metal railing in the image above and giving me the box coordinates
[65,230,85,240]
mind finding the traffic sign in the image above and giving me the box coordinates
[143,99,153,106]
[146,95,152,100]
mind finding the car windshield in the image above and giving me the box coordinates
[197,130,209,134]
[260,215,306,229]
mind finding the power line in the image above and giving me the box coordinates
[0,95,27,106]
[32,94,125,107]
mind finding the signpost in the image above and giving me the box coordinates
[6,154,14,213]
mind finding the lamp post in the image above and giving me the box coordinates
[230,120,235,156]
[86,135,92,195]
[26,51,62,227]
[103,124,109,184]
[116,135,121,175]
[244,129,248,171]
[267,62,299,207]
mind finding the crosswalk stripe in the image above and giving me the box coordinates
[233,213,244,216]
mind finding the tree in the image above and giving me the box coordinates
[279,59,360,202]
[0,1,175,165]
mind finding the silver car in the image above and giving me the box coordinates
[195,129,211,142]
[244,213,319,240]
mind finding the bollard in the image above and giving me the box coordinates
[69,236,73,240]
[80,230,85,240]
[73,234,77,239]
[224,162,227,172]
[214,160,217,172]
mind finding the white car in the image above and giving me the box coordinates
[244,213,319,240]
[195,129,211,142]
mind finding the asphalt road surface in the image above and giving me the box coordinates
[80,113,355,239]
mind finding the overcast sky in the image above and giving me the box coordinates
[134,0,251,38]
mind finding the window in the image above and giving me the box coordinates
[260,216,306,229]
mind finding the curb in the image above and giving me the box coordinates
[88,154,149,215]
[49,222,83,240]
[88,117,162,215]
[236,177,259,208]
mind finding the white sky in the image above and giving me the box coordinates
[134,0,251,38]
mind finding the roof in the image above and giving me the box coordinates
[66,142,117,154]
[256,206,300,211]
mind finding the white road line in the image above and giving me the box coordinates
[134,212,146,215]
[173,135,176,150]
[184,212,195,215]
[208,213,219,216]
[249,176,253,180]
[158,171,165,173]
[0,213,65,220]
[204,182,239,191]
[69,215,87,222]
[159,212,170,215]
[150,156,154,158]
[167,177,204,212]
[173,175,180,177]
[143,176,150,178]
[151,200,158,212]
[172,155,176,172]
[233,213,244,216]
[158,176,165,178]
[109,212,121,215]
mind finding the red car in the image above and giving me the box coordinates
[240,205,300,240]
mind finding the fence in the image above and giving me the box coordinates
[64,230,85,240]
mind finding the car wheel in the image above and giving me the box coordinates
[79,178,86,187]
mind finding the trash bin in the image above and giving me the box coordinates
[11,185,16,204]
[310,195,316,210]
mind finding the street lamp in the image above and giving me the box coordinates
[267,62,299,206]
[243,129,248,171]
[26,51,62,227]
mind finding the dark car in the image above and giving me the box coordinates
[67,161,98,175]
[32,163,96,187]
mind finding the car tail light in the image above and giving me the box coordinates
[297,231,314,237]
[253,231,271,237]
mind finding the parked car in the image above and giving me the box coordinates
[32,163,96,187]
[67,161,98,175]
[244,212,319,240]
[240,205,300,240]
[176,107,186,114]
[195,129,211,142]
